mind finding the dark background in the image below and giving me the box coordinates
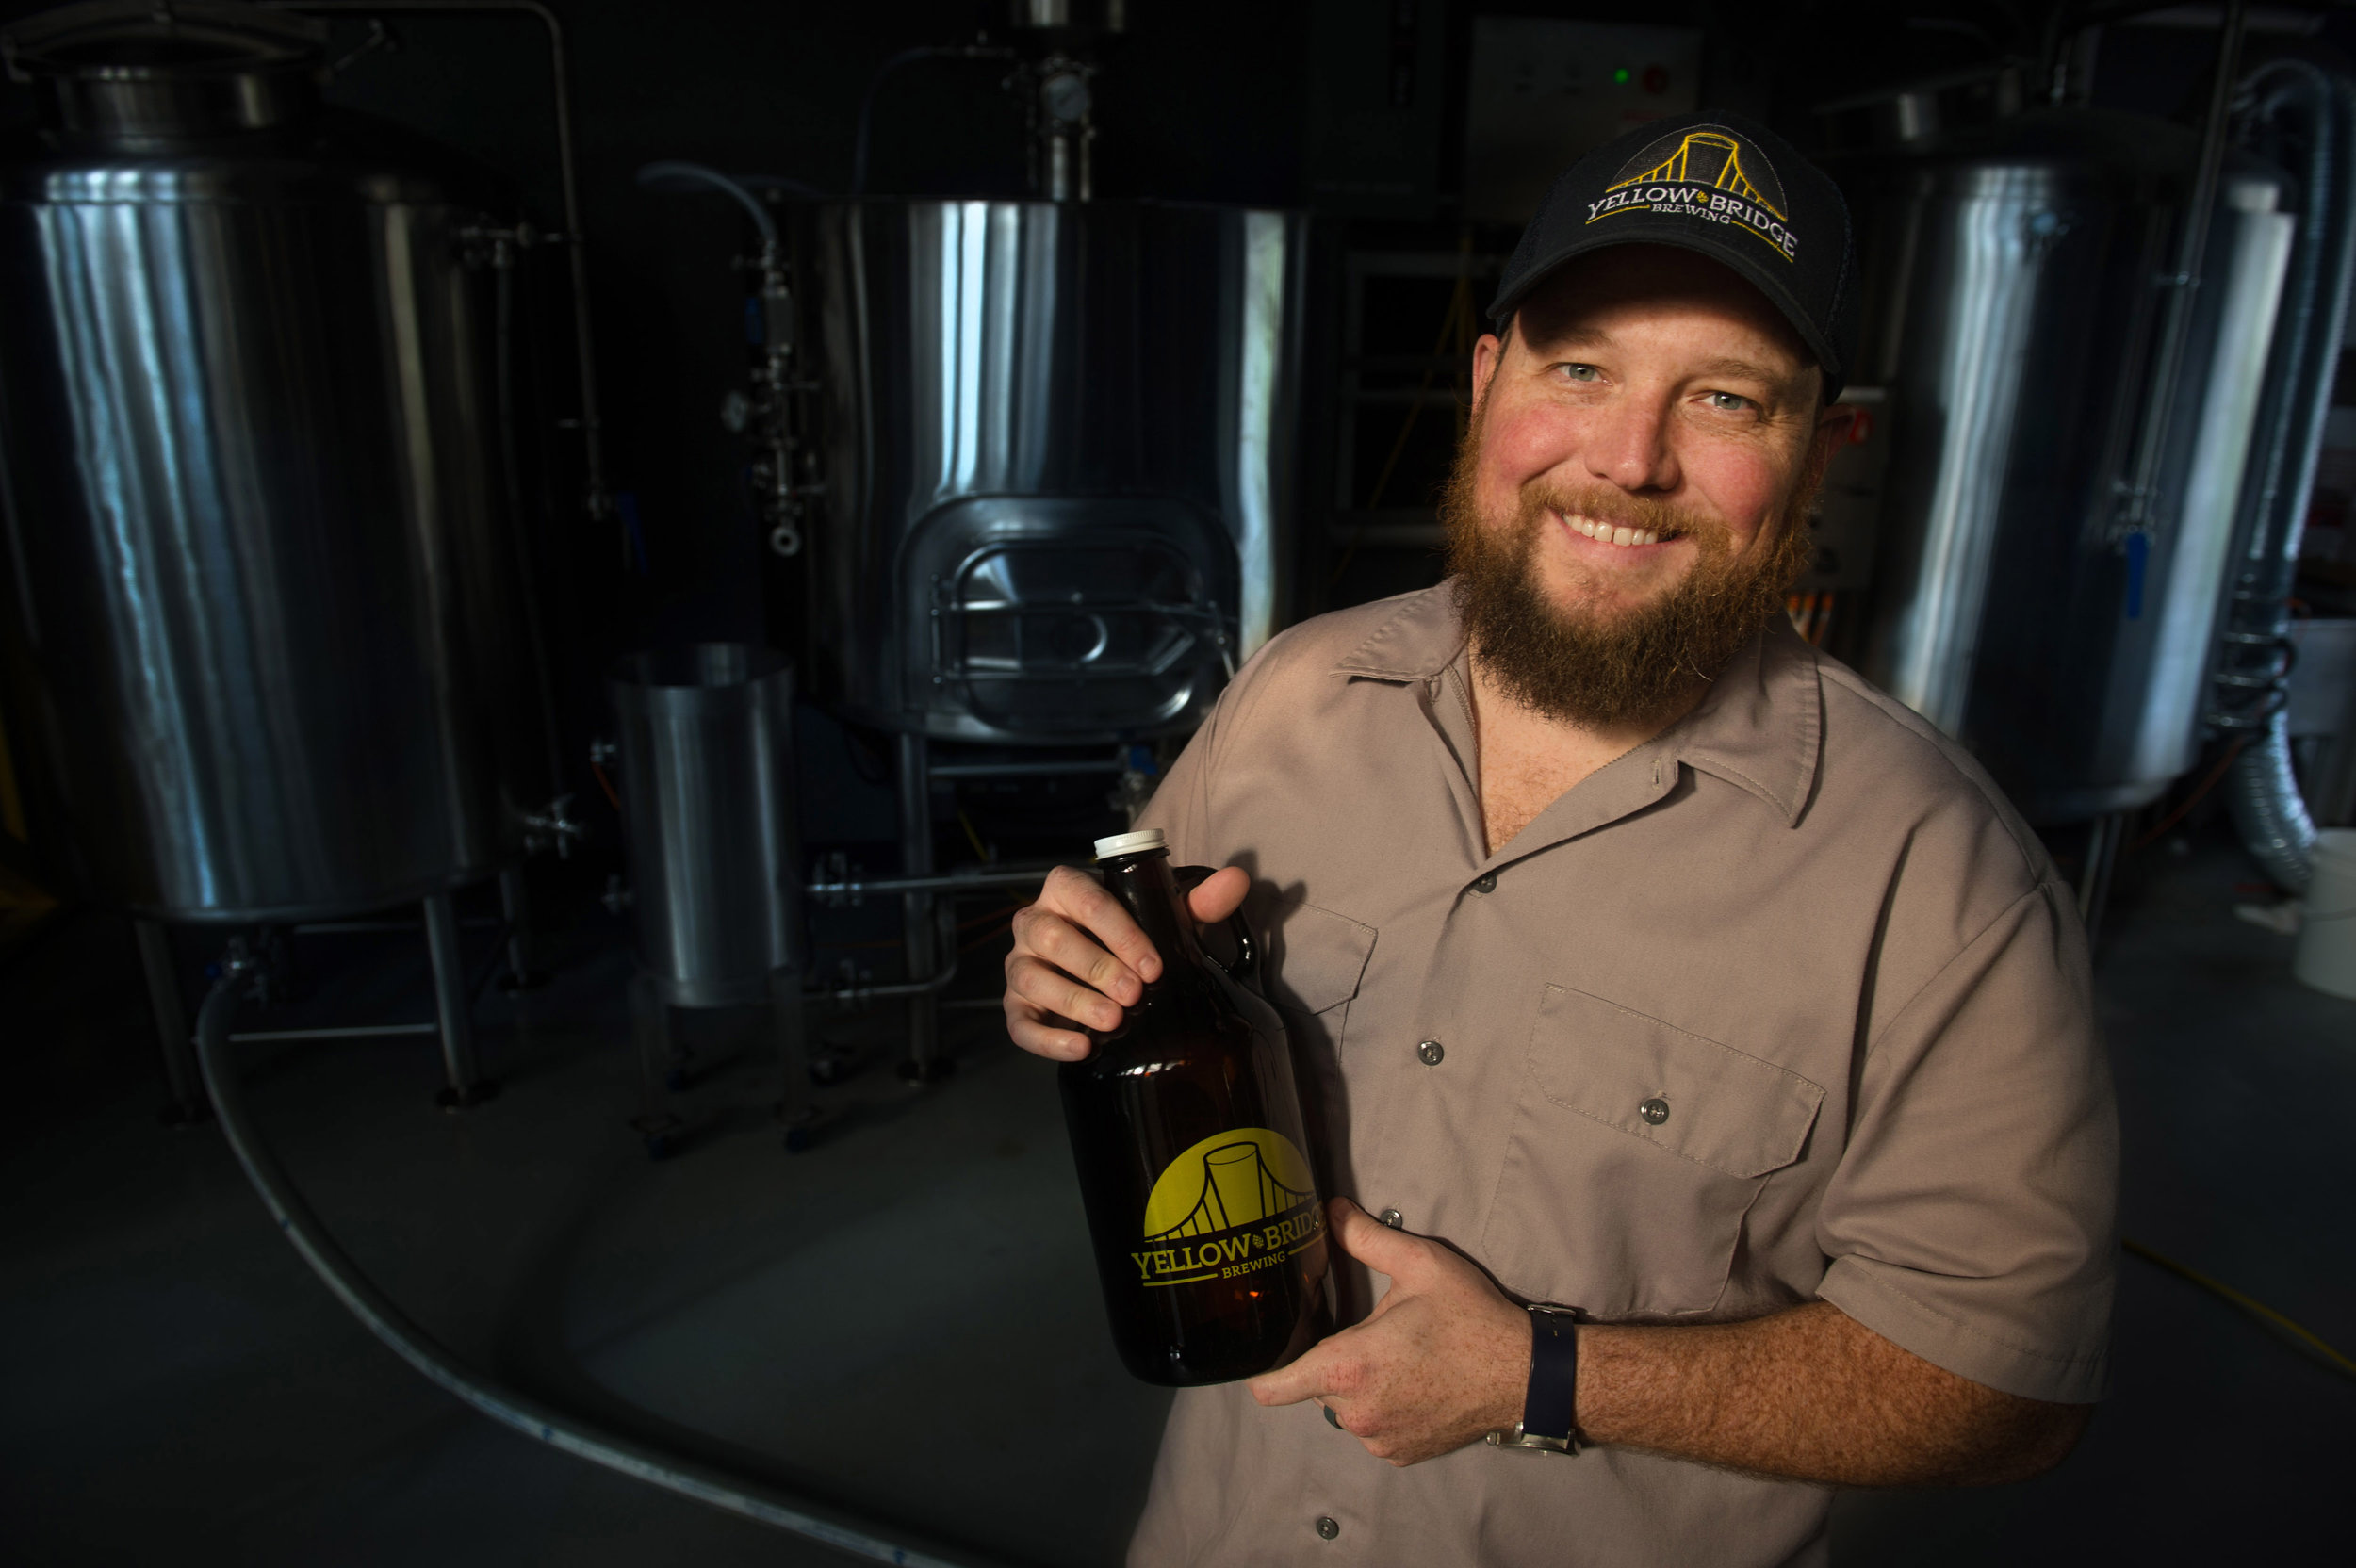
[6,0,2329,653]
[2,0,2347,898]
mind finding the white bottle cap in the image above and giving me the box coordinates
[1092,827,1167,861]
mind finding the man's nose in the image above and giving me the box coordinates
[1583,394,1680,494]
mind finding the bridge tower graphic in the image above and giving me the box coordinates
[1144,1138,1316,1242]
[1609,129,1786,219]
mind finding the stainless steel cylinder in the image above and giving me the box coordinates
[1845,111,2293,821]
[0,0,536,919]
[796,198,1304,743]
[611,645,805,1008]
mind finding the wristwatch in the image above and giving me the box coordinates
[1486,1305,1582,1455]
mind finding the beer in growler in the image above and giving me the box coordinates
[1059,829,1331,1385]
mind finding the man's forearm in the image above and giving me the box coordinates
[1575,1300,2089,1487]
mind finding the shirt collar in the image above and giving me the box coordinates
[1333,583,1824,828]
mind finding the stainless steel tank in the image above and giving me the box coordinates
[0,0,534,919]
[1846,112,2294,821]
[795,198,1305,744]
[609,645,805,1008]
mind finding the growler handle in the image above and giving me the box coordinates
[1175,864,1259,989]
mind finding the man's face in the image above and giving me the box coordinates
[1445,244,1847,729]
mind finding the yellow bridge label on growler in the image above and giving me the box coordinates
[1130,1128,1322,1288]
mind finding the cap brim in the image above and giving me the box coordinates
[1488,224,1844,399]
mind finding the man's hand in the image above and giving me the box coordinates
[1003,862,1250,1061]
[1248,1198,1531,1465]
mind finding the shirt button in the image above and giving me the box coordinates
[1316,1515,1341,1540]
[1640,1097,1671,1126]
[1379,1208,1404,1228]
[1417,1038,1446,1066]
[1472,872,1497,894]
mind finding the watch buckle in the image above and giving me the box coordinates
[1485,1422,1579,1455]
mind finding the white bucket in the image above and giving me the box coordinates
[2293,828,2356,1001]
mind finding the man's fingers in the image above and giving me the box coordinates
[1010,909,1146,1015]
[1005,953,1124,1042]
[1185,865,1251,926]
[1038,865,1164,983]
[1001,988,1091,1062]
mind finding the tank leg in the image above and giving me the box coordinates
[628,971,683,1158]
[895,731,951,1086]
[772,967,821,1152]
[425,891,496,1109]
[136,919,206,1125]
[498,864,546,991]
[2077,810,2128,956]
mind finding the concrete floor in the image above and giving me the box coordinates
[2,825,2350,1566]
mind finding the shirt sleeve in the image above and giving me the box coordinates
[1813,877,2119,1404]
[1136,696,1219,863]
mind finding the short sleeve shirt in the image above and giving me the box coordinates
[1127,586,2119,1568]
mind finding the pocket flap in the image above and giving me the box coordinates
[1268,903,1376,1016]
[1530,986,1824,1179]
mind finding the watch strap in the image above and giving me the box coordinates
[1486,1306,1581,1455]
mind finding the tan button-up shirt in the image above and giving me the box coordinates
[1128,585,2117,1568]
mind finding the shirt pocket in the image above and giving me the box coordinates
[1480,984,1825,1318]
[1263,902,1376,1052]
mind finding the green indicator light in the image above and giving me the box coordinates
[1613,67,1630,85]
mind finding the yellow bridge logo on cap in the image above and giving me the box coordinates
[1129,1128,1323,1287]
[1585,125,1799,262]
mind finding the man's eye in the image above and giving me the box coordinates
[1705,391,1752,412]
[1561,363,1601,383]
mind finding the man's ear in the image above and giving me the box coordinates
[1803,397,1858,490]
[1470,333,1507,418]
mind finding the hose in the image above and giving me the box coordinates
[635,161,777,244]
[2211,62,2356,890]
[851,44,1017,198]
[189,963,1011,1568]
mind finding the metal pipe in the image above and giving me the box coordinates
[491,233,568,799]
[2114,0,2245,541]
[188,964,1009,1568]
[421,890,486,1104]
[229,1022,441,1043]
[809,955,960,1005]
[927,760,1122,779]
[291,917,503,934]
[266,1,613,532]
[498,864,535,988]
[807,865,1062,898]
[2213,60,2356,890]
[897,731,942,1080]
[135,919,205,1120]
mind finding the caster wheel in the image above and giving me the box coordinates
[644,1132,676,1161]
[783,1125,816,1154]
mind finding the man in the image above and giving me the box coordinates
[1004,112,2117,1567]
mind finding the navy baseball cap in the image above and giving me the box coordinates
[1488,111,1861,400]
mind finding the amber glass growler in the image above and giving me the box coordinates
[1059,829,1331,1385]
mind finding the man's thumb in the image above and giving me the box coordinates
[1329,1196,1423,1278]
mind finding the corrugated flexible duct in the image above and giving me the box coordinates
[2212,62,2356,890]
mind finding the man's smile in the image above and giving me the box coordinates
[1551,508,1682,551]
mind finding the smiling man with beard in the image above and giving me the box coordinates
[1004,112,2118,1567]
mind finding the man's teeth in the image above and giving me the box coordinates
[1566,514,1665,548]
